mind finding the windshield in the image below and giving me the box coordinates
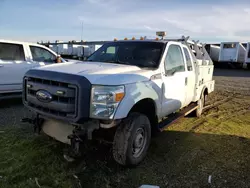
[87,41,165,68]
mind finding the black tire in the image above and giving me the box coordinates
[112,112,151,166]
[247,64,250,70]
[195,93,205,117]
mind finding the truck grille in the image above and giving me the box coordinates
[24,77,77,118]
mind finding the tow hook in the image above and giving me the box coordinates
[33,114,44,134]
[63,128,86,162]
[63,121,100,162]
[21,114,44,134]
[68,134,83,157]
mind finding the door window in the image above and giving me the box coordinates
[223,43,236,48]
[30,46,56,63]
[0,43,25,61]
[183,47,193,71]
[164,44,185,75]
[106,46,116,54]
[93,45,117,62]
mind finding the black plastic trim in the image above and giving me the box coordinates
[26,81,75,98]
[27,95,75,113]
[23,69,92,124]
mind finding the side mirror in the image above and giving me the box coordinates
[56,55,62,63]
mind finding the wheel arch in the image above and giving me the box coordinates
[200,86,208,98]
[128,98,158,128]
[114,81,161,121]
[198,86,208,105]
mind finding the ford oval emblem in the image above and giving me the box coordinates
[36,90,53,103]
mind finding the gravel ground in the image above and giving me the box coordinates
[0,68,249,188]
[213,68,250,96]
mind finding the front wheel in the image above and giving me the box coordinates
[112,113,151,166]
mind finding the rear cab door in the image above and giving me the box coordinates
[182,45,196,106]
[0,42,32,93]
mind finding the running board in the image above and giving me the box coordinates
[158,103,198,132]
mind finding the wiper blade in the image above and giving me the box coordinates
[107,60,139,67]
[107,60,129,64]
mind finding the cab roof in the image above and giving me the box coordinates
[0,39,46,48]
[106,39,168,45]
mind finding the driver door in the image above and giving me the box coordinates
[161,43,187,117]
[29,45,57,66]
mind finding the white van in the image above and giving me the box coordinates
[0,39,66,99]
[244,42,250,69]
[219,42,246,66]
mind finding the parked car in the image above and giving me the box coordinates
[22,33,215,166]
[0,39,66,99]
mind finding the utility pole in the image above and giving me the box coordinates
[81,21,83,41]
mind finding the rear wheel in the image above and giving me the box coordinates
[195,93,205,117]
[112,113,151,166]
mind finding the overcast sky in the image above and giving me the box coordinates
[1,0,250,43]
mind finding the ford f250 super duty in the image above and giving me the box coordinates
[22,32,215,166]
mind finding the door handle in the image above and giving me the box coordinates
[185,77,188,85]
[0,65,4,67]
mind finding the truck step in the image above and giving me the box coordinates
[158,103,198,132]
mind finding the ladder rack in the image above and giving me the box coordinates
[164,36,213,66]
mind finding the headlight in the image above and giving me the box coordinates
[90,85,125,119]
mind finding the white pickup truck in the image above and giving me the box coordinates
[0,40,65,99]
[22,33,215,166]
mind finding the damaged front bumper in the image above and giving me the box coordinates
[21,114,121,160]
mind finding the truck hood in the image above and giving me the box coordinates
[34,61,155,85]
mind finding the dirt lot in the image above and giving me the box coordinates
[0,68,249,188]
